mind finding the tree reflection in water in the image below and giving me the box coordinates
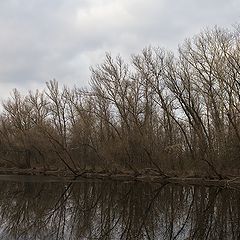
[0,179,239,239]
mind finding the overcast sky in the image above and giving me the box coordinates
[0,0,240,100]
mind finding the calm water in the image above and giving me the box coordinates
[0,176,239,240]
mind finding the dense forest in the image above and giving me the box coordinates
[0,26,239,178]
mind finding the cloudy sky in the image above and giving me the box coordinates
[0,0,239,100]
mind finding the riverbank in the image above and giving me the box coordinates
[0,167,239,189]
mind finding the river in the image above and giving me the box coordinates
[0,175,238,239]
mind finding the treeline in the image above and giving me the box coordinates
[0,26,240,177]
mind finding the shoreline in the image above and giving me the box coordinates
[0,167,239,189]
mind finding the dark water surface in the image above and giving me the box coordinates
[0,176,239,239]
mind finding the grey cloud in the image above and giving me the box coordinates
[0,0,240,100]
